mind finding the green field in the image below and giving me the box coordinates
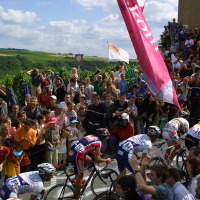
[0,48,108,63]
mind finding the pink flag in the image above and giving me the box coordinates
[137,0,145,11]
[117,0,181,109]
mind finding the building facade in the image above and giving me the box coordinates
[178,0,200,29]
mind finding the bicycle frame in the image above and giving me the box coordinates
[58,162,107,199]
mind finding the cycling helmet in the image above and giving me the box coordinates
[121,113,129,120]
[7,198,23,200]
[147,126,161,137]
[96,128,110,137]
[38,163,56,175]
[179,111,190,118]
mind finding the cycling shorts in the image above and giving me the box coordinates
[185,134,200,150]
[68,149,85,174]
[162,128,180,145]
[116,147,134,173]
[1,183,17,200]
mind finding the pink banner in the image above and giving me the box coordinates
[117,0,180,109]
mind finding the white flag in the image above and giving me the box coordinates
[108,42,129,64]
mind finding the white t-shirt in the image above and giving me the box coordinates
[187,123,200,140]
[5,171,43,196]
[58,138,67,153]
[119,134,152,158]
[66,126,78,141]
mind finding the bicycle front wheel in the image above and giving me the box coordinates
[91,168,118,196]
[93,191,120,200]
[45,183,75,200]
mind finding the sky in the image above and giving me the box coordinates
[0,0,178,58]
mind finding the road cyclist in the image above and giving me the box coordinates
[0,163,56,200]
[162,111,190,164]
[116,125,161,176]
[68,128,112,199]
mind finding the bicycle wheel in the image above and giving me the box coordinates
[93,191,120,200]
[150,157,167,166]
[91,168,118,196]
[45,183,75,200]
[176,148,187,170]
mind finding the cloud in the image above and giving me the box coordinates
[100,14,121,25]
[85,7,94,12]
[48,20,87,34]
[0,6,38,25]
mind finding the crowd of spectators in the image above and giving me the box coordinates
[0,17,199,198]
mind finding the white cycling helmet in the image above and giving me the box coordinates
[121,113,129,120]
[147,126,161,137]
[6,198,23,200]
[37,163,56,175]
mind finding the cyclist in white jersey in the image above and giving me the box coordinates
[1,163,55,200]
[185,122,200,150]
[162,111,190,162]
[116,126,161,176]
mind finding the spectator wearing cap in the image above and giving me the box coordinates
[45,117,60,166]
[66,78,79,98]
[135,94,148,134]
[46,95,57,111]
[93,74,104,97]
[188,73,200,122]
[38,86,51,109]
[136,80,148,97]
[52,78,66,102]
[66,120,79,153]
[24,96,43,120]
[73,84,89,104]
[27,68,43,97]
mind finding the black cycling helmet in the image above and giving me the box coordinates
[38,163,56,175]
[96,128,110,137]
[179,111,190,118]
[147,126,161,137]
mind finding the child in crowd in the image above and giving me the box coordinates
[58,130,67,164]
[77,121,85,140]
[66,120,79,152]
[70,67,78,79]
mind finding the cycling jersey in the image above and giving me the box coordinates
[185,123,200,150]
[68,135,102,174]
[187,123,200,140]
[1,171,43,200]
[116,134,152,172]
[162,118,189,144]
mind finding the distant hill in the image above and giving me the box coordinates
[0,48,139,80]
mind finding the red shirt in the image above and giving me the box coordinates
[38,93,51,106]
[111,121,134,140]
[0,146,10,164]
